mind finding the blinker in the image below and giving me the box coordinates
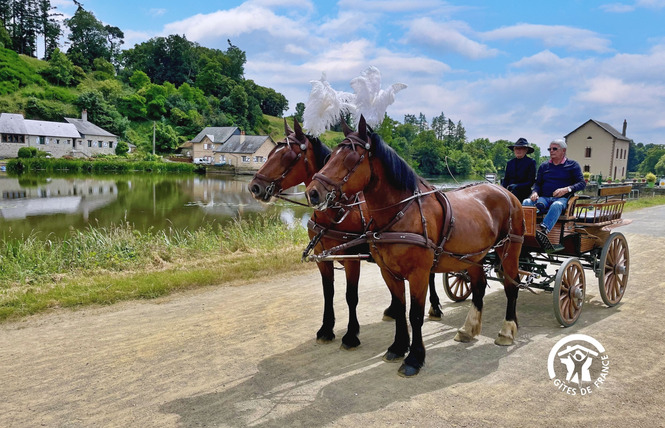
[343,150,360,171]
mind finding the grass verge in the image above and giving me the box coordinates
[623,195,665,212]
[0,215,314,323]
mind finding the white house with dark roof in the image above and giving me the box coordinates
[0,110,117,158]
[565,119,632,180]
[182,126,242,164]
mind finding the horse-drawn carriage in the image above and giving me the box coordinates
[252,116,631,377]
[443,184,631,327]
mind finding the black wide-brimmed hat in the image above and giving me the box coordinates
[507,137,534,154]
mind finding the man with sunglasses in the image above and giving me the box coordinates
[523,139,586,252]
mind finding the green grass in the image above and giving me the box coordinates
[624,195,665,212]
[0,215,312,322]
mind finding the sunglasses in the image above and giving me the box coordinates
[547,147,559,152]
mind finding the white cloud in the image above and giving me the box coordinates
[600,3,636,12]
[482,24,613,53]
[336,0,450,13]
[149,8,167,17]
[162,4,307,43]
[404,18,500,59]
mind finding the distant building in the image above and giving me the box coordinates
[215,132,275,172]
[181,126,275,171]
[565,119,632,180]
[0,110,117,158]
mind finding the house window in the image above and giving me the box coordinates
[39,136,46,145]
[254,156,265,162]
[241,156,250,163]
[98,141,103,148]
[616,148,620,159]
[109,141,113,148]
[584,165,590,172]
[2,134,25,143]
[585,147,592,158]
[88,140,92,147]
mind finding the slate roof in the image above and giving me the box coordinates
[64,117,116,137]
[215,135,274,154]
[191,127,240,143]
[0,113,80,138]
[565,119,632,142]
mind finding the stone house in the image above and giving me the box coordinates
[565,119,632,180]
[182,127,274,170]
[185,127,242,164]
[0,110,117,158]
[214,133,275,172]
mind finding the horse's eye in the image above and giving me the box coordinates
[343,150,360,170]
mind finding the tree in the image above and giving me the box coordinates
[294,102,305,123]
[154,120,180,153]
[654,154,665,176]
[128,70,150,89]
[40,47,77,86]
[10,0,40,56]
[121,34,198,86]
[38,0,61,60]
[115,140,129,156]
[638,146,665,175]
[65,4,121,70]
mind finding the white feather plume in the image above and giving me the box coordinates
[350,66,407,128]
[302,67,407,135]
[302,72,354,137]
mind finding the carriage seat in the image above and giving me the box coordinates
[572,185,631,225]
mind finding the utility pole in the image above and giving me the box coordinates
[152,121,156,155]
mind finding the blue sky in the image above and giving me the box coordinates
[52,0,665,150]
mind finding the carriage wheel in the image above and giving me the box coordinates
[443,272,472,302]
[598,232,629,307]
[553,258,586,327]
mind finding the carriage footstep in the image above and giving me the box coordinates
[536,230,564,253]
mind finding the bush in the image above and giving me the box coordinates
[17,147,37,158]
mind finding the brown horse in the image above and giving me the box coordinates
[249,119,443,350]
[306,116,525,376]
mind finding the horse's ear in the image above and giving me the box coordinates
[358,115,368,146]
[284,118,294,136]
[341,115,353,136]
[293,117,305,140]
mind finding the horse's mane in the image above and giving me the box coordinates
[369,132,419,192]
[307,135,332,170]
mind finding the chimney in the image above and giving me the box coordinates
[622,119,627,136]
[82,109,88,121]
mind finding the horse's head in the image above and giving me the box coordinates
[306,115,373,210]
[250,118,315,202]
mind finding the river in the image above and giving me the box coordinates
[0,172,479,241]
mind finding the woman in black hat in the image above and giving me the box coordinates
[501,137,536,202]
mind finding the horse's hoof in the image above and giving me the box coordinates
[382,307,396,321]
[398,363,420,377]
[341,335,360,350]
[316,330,335,344]
[428,305,442,320]
[382,351,405,363]
[494,335,514,346]
[454,330,474,343]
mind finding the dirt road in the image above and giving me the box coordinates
[1,207,664,427]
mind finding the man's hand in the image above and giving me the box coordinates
[552,187,570,198]
[530,192,539,202]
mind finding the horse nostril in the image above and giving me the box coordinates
[308,189,320,205]
[250,184,262,195]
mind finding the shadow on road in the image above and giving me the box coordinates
[161,278,623,427]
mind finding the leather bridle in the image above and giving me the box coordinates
[253,135,311,201]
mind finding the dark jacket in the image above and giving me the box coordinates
[502,156,536,201]
[533,158,586,198]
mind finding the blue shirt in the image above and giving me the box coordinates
[533,158,586,197]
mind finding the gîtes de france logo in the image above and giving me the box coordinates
[547,334,609,396]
